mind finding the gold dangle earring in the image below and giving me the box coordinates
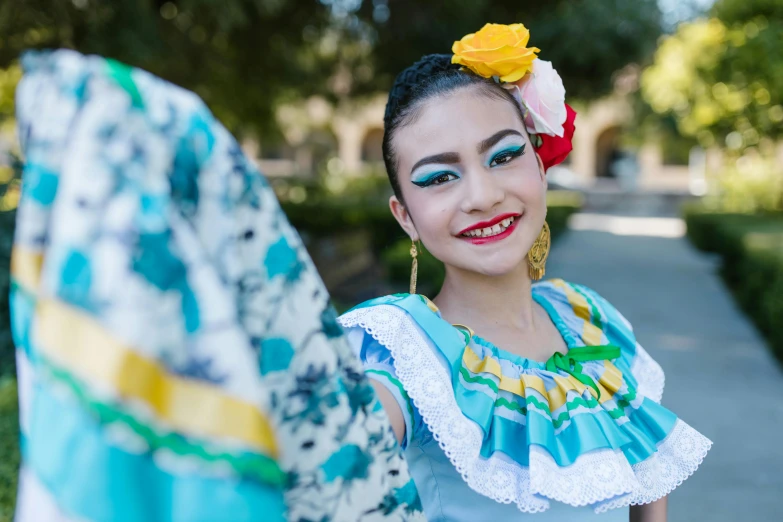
[409,240,418,295]
[527,222,551,281]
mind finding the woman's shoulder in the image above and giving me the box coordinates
[339,293,445,347]
[342,293,440,316]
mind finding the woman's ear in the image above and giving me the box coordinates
[389,195,419,241]
[535,152,547,187]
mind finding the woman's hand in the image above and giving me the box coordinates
[630,496,667,522]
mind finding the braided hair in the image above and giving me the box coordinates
[382,54,526,200]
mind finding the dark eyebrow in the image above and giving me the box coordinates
[477,129,524,155]
[410,152,461,174]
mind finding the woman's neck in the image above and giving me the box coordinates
[432,261,537,333]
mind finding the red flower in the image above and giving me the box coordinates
[534,104,576,171]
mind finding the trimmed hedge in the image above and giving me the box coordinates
[683,204,783,363]
[0,378,19,522]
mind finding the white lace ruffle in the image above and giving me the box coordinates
[630,342,665,403]
[529,445,636,506]
[340,305,712,514]
[595,419,712,512]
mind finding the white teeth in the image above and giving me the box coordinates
[462,216,516,238]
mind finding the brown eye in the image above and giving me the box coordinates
[493,154,513,165]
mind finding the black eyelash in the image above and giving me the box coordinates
[412,172,456,187]
[491,144,526,166]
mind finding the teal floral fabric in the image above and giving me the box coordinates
[12,49,422,522]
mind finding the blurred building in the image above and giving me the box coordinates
[243,69,712,195]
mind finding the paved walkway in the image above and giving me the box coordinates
[547,212,783,522]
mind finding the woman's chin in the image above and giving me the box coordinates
[451,255,528,278]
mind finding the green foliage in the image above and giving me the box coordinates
[0,378,20,521]
[0,207,16,380]
[0,0,363,135]
[0,0,663,136]
[282,198,406,255]
[641,1,783,148]
[710,155,783,213]
[0,153,21,380]
[683,204,783,363]
[362,0,663,101]
[0,64,21,126]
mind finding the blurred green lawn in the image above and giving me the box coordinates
[0,378,19,522]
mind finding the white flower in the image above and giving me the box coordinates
[503,59,567,137]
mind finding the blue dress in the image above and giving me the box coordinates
[340,281,712,520]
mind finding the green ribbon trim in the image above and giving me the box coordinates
[459,366,499,394]
[459,366,634,428]
[571,284,604,330]
[545,345,621,399]
[40,357,286,487]
[454,325,472,347]
[366,368,415,417]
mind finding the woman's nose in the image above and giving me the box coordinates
[459,167,505,214]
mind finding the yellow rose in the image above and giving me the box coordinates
[451,23,540,83]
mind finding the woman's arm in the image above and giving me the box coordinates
[370,381,407,445]
[630,497,667,522]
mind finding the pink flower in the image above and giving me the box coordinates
[503,59,567,137]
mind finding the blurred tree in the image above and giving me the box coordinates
[641,0,783,150]
[361,0,663,100]
[0,0,366,136]
[0,0,663,136]
[0,65,20,378]
[0,1,664,375]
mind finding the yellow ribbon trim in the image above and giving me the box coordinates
[11,247,43,292]
[551,279,604,346]
[460,279,628,411]
[462,346,549,397]
[422,295,440,313]
[520,374,548,399]
[599,359,624,398]
[462,345,626,410]
[35,298,279,458]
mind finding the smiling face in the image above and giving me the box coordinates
[389,85,547,277]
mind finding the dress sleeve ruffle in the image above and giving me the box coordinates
[344,327,417,448]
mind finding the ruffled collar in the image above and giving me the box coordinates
[340,283,711,514]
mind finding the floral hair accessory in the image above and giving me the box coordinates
[451,23,539,82]
[452,23,576,171]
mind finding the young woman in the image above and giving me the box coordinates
[339,23,711,521]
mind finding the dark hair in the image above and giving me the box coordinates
[382,54,526,200]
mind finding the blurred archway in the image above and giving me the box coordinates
[361,128,384,165]
[595,125,621,178]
